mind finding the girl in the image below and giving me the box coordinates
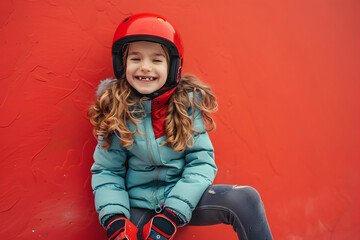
[88,13,273,240]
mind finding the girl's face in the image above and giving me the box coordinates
[126,41,169,95]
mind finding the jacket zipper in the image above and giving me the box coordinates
[145,119,161,212]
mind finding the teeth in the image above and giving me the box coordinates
[138,77,154,81]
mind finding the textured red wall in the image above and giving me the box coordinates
[1,0,359,239]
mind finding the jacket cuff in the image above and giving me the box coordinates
[162,208,184,227]
[164,197,193,225]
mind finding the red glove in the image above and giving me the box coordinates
[142,209,183,240]
[106,216,138,240]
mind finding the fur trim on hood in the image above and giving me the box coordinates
[96,78,116,97]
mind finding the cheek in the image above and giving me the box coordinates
[125,64,133,79]
[161,66,169,78]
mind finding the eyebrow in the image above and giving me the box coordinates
[128,51,166,57]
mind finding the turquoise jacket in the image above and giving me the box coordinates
[91,90,217,227]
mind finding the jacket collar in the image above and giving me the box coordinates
[150,87,176,111]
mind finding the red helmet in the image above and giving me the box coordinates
[112,13,183,88]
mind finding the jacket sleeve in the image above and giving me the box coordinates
[164,106,217,224]
[90,133,130,227]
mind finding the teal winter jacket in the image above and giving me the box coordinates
[90,86,217,227]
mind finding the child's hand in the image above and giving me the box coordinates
[142,209,183,240]
[106,217,138,240]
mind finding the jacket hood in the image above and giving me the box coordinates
[96,78,116,97]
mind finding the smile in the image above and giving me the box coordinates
[136,76,157,81]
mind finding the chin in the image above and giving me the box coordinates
[136,88,157,95]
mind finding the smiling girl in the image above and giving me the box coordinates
[88,13,273,240]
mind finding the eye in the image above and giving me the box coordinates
[129,58,140,61]
[153,59,163,63]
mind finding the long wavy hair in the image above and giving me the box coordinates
[87,45,217,152]
[87,74,217,152]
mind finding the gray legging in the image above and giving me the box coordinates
[130,184,273,240]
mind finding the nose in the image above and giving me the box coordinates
[140,62,152,73]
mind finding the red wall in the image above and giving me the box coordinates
[1,0,359,239]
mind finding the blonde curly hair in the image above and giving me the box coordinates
[87,74,217,152]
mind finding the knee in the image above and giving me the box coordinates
[225,186,263,212]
